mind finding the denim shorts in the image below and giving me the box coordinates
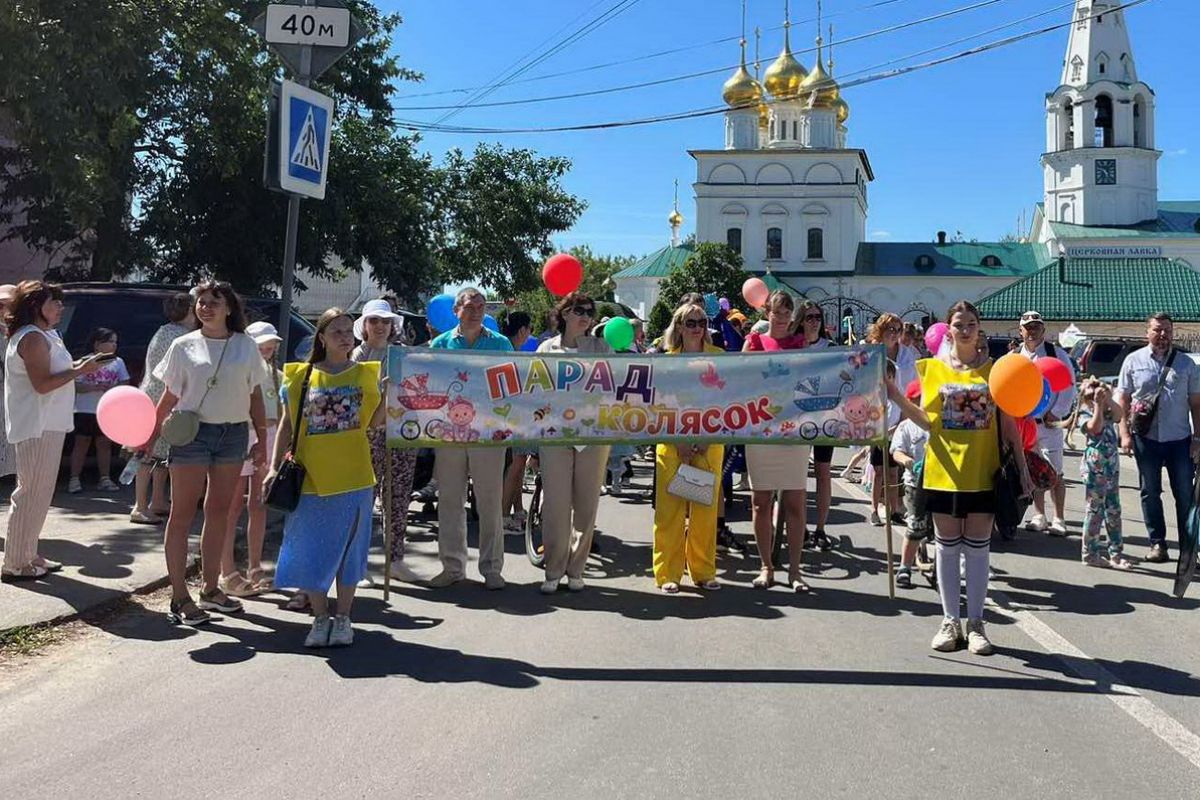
[170,422,249,467]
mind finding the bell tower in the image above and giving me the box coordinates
[1042,1,1158,226]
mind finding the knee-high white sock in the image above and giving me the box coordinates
[963,538,991,621]
[935,535,962,620]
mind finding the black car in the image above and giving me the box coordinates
[60,283,315,386]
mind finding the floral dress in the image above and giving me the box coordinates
[1078,409,1123,559]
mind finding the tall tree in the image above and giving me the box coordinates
[647,242,753,335]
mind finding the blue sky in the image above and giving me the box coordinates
[383,0,1196,260]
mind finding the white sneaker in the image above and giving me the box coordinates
[428,570,465,588]
[328,614,354,647]
[1048,518,1068,536]
[566,577,586,592]
[870,509,883,526]
[356,575,375,588]
[97,477,120,492]
[1025,513,1048,532]
[304,615,332,648]
[483,573,506,591]
[67,477,83,494]
[540,578,559,595]
[931,618,964,652]
[965,618,994,655]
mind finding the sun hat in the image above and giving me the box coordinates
[354,298,402,341]
[0,284,17,304]
[1019,310,1044,327]
[245,321,282,345]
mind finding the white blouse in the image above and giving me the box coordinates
[154,331,263,424]
[4,326,75,443]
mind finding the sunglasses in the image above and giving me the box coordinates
[884,325,902,334]
[683,318,706,330]
[803,313,823,322]
[569,306,596,317]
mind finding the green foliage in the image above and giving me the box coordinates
[0,1,583,304]
[510,245,636,334]
[647,242,752,336]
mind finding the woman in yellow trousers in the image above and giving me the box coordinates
[653,301,724,594]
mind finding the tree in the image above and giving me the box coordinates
[507,245,636,334]
[647,242,752,336]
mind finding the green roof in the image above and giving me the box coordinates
[1045,200,1200,239]
[976,258,1200,322]
[855,241,1051,278]
[613,242,695,278]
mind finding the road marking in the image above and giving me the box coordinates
[834,476,1200,771]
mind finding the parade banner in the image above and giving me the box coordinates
[386,345,888,448]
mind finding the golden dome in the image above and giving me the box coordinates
[763,27,807,100]
[668,209,684,227]
[833,95,849,124]
[800,57,839,109]
[722,62,763,108]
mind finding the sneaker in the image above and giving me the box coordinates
[357,575,375,588]
[965,618,994,655]
[483,573,506,591]
[1146,543,1169,563]
[895,566,913,589]
[869,509,883,527]
[931,618,964,652]
[890,512,907,528]
[503,515,521,532]
[566,577,586,592]
[540,578,559,595]
[606,479,622,497]
[328,614,354,647]
[97,477,120,492]
[305,615,333,648]
[1025,513,1048,532]
[809,528,834,551]
[1048,518,1068,537]
[428,570,465,588]
[67,477,83,494]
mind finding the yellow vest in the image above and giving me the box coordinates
[283,361,381,496]
[917,357,1000,493]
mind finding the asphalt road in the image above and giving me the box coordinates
[2,450,1198,799]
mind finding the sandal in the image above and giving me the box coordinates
[285,591,311,612]
[788,572,811,594]
[219,572,261,598]
[1108,554,1133,570]
[1,563,49,582]
[752,568,774,589]
[246,567,275,592]
[197,588,243,613]
[129,509,161,525]
[167,598,211,626]
[659,582,680,594]
[32,556,63,573]
[696,579,721,591]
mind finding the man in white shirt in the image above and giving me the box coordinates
[1018,311,1077,535]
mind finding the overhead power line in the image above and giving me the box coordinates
[394,0,1153,135]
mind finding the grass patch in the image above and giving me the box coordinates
[0,623,67,658]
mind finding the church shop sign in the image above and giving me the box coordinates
[1065,246,1164,258]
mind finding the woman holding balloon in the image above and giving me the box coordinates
[534,292,613,593]
[887,300,1032,656]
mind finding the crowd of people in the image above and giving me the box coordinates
[1,278,1196,655]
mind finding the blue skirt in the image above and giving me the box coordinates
[275,487,374,592]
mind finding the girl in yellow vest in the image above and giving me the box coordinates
[653,302,724,593]
[886,301,1031,656]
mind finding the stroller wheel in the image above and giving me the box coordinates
[525,474,545,568]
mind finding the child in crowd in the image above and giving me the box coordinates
[1072,377,1130,569]
[68,328,129,493]
[890,380,930,588]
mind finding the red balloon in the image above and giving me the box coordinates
[1035,356,1072,393]
[542,253,583,297]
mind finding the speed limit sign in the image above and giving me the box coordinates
[264,3,350,47]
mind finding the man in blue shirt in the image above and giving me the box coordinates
[428,288,513,589]
[1117,312,1200,563]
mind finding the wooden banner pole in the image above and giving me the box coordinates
[882,441,896,600]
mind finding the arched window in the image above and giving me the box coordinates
[726,227,742,255]
[914,255,935,271]
[980,255,1002,268]
[1133,97,1147,148]
[806,228,824,260]
[1062,99,1076,150]
[766,227,783,260]
[1095,94,1114,147]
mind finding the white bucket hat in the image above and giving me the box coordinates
[354,298,402,341]
[245,321,282,345]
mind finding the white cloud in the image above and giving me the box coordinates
[1164,148,1189,157]
[870,230,893,239]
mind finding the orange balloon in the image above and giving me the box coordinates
[988,353,1042,417]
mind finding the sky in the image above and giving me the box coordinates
[382,0,1198,261]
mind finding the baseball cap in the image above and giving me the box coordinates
[246,321,282,344]
[1019,311,1044,326]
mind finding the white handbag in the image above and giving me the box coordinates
[667,462,717,506]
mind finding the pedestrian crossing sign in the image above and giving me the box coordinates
[278,79,334,199]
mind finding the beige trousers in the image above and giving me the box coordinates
[3,431,66,572]
[434,446,506,578]
[538,445,610,581]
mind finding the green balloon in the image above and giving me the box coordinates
[603,317,635,351]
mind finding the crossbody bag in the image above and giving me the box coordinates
[265,364,314,513]
[1129,348,1177,438]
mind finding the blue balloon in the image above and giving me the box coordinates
[1030,377,1053,419]
[427,293,456,333]
[483,314,499,332]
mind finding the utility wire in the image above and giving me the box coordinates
[394,0,1153,135]
[394,0,1016,112]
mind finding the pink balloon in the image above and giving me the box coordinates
[742,277,769,309]
[96,386,157,448]
[924,322,949,354]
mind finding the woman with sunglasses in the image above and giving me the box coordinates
[652,302,725,593]
[864,312,915,527]
[534,292,611,593]
[793,300,836,550]
[742,290,810,591]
